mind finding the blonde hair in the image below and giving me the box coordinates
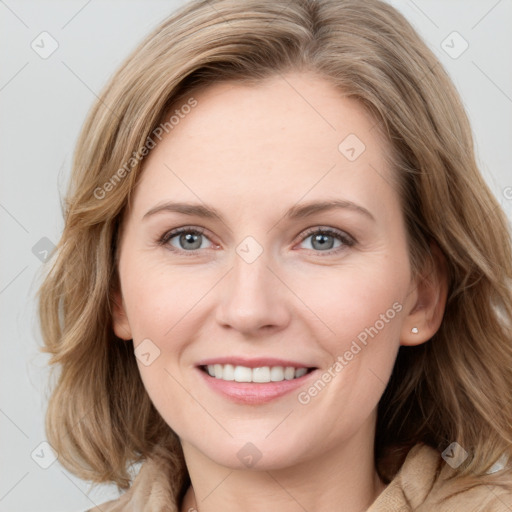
[38,0,512,498]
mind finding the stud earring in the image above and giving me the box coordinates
[411,327,419,334]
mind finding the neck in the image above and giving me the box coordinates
[179,413,386,512]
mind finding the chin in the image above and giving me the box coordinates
[184,433,315,472]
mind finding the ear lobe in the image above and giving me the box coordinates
[111,289,132,340]
[400,241,449,347]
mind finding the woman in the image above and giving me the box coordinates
[38,0,512,510]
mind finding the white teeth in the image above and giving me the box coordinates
[295,367,308,378]
[284,367,295,380]
[234,366,252,382]
[204,364,310,383]
[222,364,235,381]
[270,366,284,381]
[253,367,270,383]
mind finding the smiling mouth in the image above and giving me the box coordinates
[200,364,316,383]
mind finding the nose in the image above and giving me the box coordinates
[215,246,291,336]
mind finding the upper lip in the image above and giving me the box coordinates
[196,357,316,369]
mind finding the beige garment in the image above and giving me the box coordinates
[88,444,512,512]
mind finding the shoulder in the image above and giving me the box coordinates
[382,443,512,511]
[83,453,180,512]
[84,496,127,512]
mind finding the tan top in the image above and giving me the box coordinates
[89,443,512,511]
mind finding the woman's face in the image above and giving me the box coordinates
[113,72,422,470]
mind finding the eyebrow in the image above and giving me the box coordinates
[143,199,375,223]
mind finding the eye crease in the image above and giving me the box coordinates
[157,226,356,257]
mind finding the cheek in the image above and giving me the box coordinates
[291,256,408,351]
[118,259,215,402]
[121,256,211,339]
[292,255,407,425]
[290,256,407,424]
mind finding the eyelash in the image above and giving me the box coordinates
[157,226,356,257]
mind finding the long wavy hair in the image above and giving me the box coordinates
[37,0,512,499]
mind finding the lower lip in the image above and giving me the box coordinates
[197,368,316,404]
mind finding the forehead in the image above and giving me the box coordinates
[164,74,386,159]
[129,72,398,222]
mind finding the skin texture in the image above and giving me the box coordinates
[112,72,448,512]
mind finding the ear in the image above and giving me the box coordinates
[111,287,133,341]
[400,240,449,346]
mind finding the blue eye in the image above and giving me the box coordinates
[160,227,212,253]
[298,228,355,255]
[158,226,355,256]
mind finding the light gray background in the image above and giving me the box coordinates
[1,1,511,511]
